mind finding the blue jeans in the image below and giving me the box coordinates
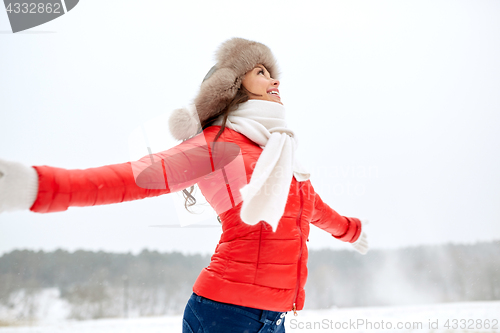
[183,293,287,333]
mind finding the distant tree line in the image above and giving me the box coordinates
[0,250,210,321]
[305,241,500,308]
[0,241,498,322]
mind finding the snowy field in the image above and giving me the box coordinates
[0,300,499,333]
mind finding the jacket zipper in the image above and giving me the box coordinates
[292,181,304,316]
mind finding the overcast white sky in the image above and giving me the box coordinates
[1,0,499,255]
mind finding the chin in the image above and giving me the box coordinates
[268,98,283,105]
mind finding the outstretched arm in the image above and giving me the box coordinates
[0,126,242,214]
[310,192,362,243]
[30,162,170,213]
[310,189,369,254]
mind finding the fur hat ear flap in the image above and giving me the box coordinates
[168,104,201,141]
[194,67,240,123]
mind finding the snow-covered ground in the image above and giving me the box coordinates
[0,300,499,332]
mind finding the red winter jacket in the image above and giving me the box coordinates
[30,125,362,312]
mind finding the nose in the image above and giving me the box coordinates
[271,78,280,87]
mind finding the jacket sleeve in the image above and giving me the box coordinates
[30,162,169,213]
[30,127,241,213]
[310,192,362,243]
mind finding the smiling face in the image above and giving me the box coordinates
[241,64,282,105]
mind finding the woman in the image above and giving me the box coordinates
[0,37,369,332]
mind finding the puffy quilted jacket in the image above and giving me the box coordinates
[30,125,362,312]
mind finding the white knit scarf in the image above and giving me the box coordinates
[213,99,310,231]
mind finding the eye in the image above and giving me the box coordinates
[258,69,264,75]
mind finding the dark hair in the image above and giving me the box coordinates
[181,85,261,214]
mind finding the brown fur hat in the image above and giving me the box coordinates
[169,37,280,141]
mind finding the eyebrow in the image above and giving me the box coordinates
[254,65,267,72]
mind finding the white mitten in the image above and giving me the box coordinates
[0,159,39,213]
[351,218,369,255]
